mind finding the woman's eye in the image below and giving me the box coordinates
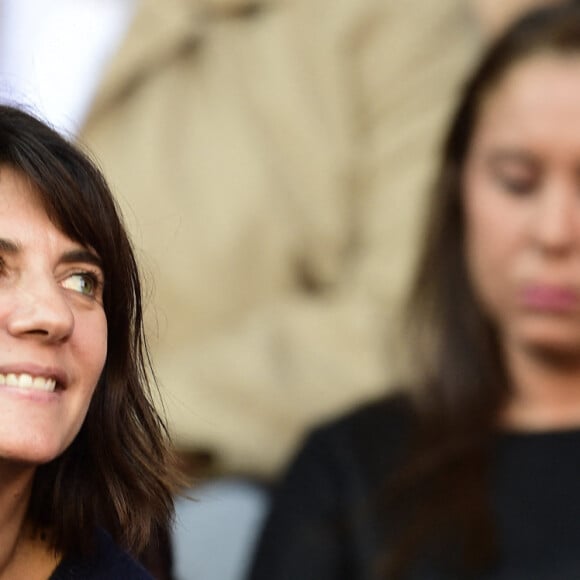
[496,173,537,195]
[61,273,99,297]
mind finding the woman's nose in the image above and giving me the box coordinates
[531,185,580,255]
[7,276,75,342]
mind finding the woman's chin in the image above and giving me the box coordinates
[0,439,68,468]
[509,319,580,359]
[519,335,580,366]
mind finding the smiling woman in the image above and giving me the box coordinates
[0,106,179,579]
[0,167,107,467]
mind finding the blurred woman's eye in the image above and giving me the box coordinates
[487,151,539,197]
[495,172,537,195]
[61,272,101,298]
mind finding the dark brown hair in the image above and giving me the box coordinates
[0,105,180,557]
[386,2,580,576]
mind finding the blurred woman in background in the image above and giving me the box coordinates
[247,3,580,578]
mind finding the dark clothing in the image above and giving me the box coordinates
[50,528,152,580]
[247,394,580,579]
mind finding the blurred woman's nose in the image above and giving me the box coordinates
[7,274,74,342]
[531,181,580,255]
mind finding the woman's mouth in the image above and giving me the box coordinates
[0,373,57,392]
[521,285,579,312]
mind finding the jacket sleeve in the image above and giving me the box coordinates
[160,0,480,477]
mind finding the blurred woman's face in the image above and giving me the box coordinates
[0,167,107,467]
[463,54,580,359]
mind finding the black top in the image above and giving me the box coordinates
[49,528,152,580]
[247,395,580,579]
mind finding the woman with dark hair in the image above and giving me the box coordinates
[0,105,179,578]
[247,2,580,578]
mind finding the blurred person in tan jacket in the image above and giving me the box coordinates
[79,0,480,480]
[80,0,561,479]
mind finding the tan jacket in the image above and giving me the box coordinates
[81,0,481,477]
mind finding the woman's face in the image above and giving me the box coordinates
[464,54,580,359]
[0,167,107,466]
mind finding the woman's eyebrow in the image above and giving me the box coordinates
[487,149,537,166]
[0,240,102,268]
[0,238,21,254]
[60,248,102,269]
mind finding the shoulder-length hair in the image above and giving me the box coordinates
[386,2,580,576]
[0,105,179,557]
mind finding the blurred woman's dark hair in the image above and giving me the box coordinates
[386,2,580,576]
[0,105,180,558]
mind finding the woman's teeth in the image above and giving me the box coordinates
[0,373,56,392]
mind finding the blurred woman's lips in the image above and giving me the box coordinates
[521,285,579,312]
